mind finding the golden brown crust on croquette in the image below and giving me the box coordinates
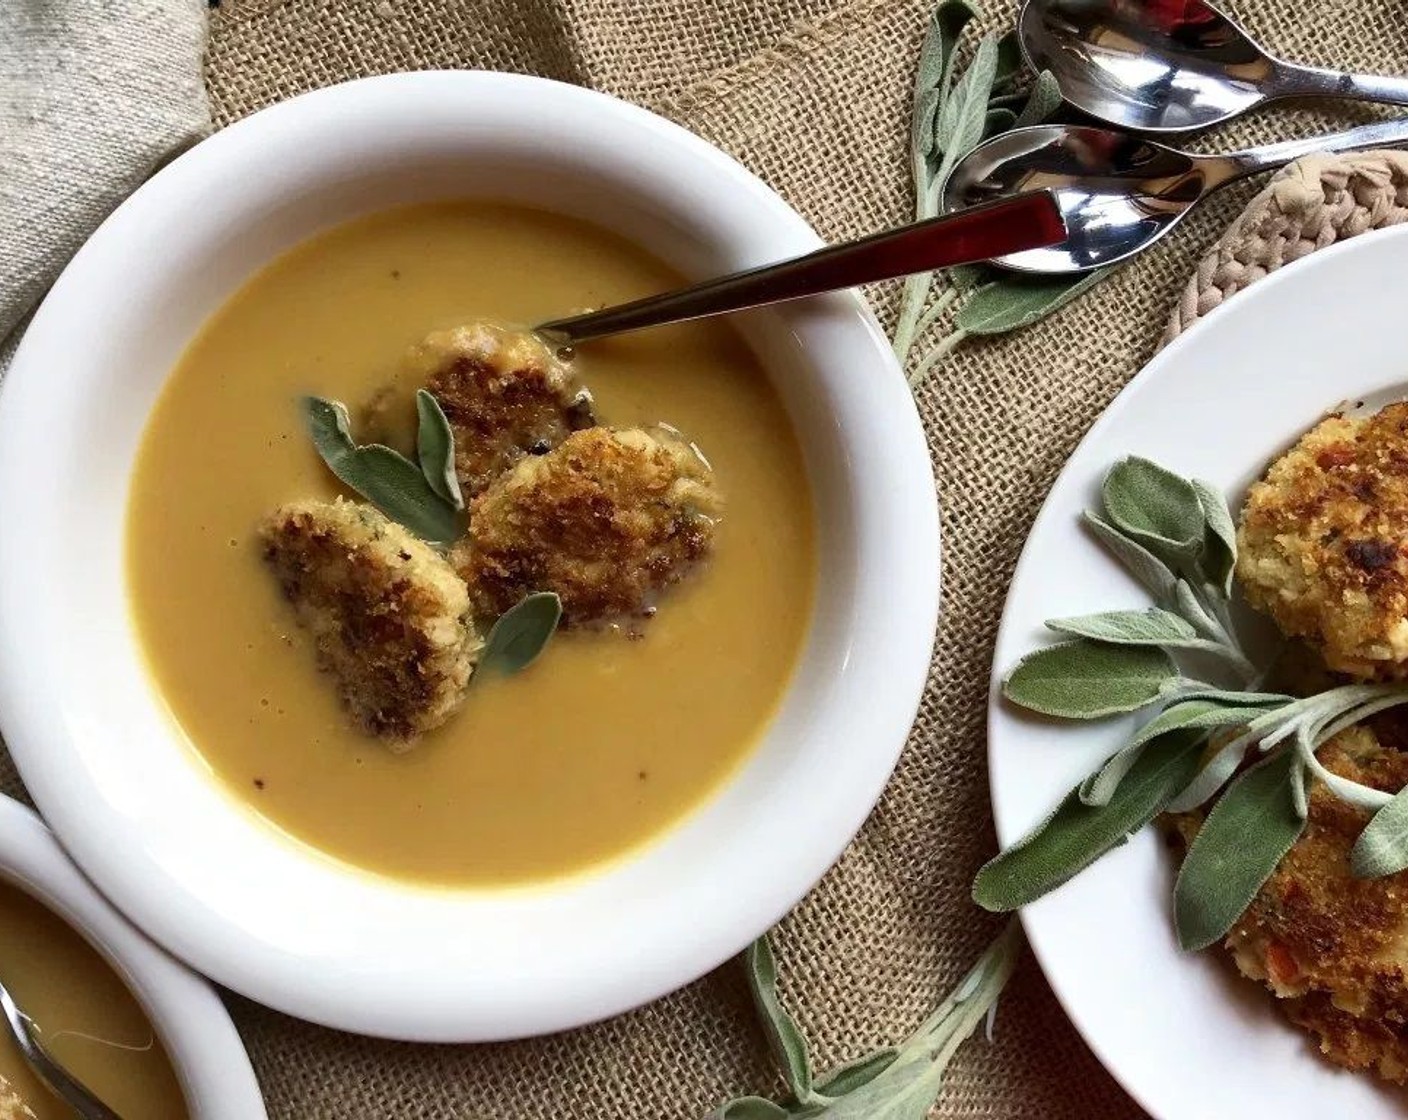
[259,498,478,747]
[408,322,593,498]
[1172,722,1408,1084]
[1237,404,1408,677]
[452,427,720,628]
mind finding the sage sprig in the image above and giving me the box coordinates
[980,455,1408,950]
[892,0,1116,387]
[304,393,465,546]
[708,924,1021,1119]
[475,592,561,679]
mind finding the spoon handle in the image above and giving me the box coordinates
[537,191,1066,344]
[1226,116,1408,178]
[1275,61,1408,113]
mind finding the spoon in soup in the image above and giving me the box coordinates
[940,117,1408,275]
[1019,0,1408,133]
[0,975,121,1119]
[536,190,1066,345]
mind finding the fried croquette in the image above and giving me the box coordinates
[1238,403,1408,678]
[405,321,593,497]
[452,426,720,628]
[259,497,478,747]
[1172,723,1408,1083]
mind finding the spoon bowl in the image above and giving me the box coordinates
[942,125,1225,273]
[1021,0,1408,133]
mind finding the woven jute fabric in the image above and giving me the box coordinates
[6,0,1405,1116]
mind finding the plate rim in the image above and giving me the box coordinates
[986,222,1408,1118]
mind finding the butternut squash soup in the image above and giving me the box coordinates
[0,879,185,1118]
[127,202,816,886]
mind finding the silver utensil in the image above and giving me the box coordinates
[536,191,1067,344]
[942,117,1408,275]
[0,976,122,1119]
[1020,0,1408,133]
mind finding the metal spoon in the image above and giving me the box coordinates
[942,117,1408,275]
[0,976,122,1119]
[537,191,1066,344]
[1020,0,1408,133]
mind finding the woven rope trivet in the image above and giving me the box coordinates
[1164,150,1408,346]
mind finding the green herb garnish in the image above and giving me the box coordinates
[892,1,1114,387]
[978,456,1408,951]
[475,592,562,679]
[304,393,465,546]
[708,924,1020,1119]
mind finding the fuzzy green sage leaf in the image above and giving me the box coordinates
[814,1050,900,1098]
[974,730,1205,911]
[1352,783,1408,878]
[476,592,562,679]
[743,935,814,1104]
[304,396,464,545]
[1014,69,1063,126]
[1101,457,1206,569]
[1002,639,1177,719]
[1174,749,1306,950]
[415,390,463,509]
[954,269,1112,336]
[1192,478,1237,595]
[1047,607,1196,647]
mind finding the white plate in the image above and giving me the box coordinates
[0,73,939,1041]
[989,224,1408,1118]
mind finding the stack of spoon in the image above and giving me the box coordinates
[944,0,1408,273]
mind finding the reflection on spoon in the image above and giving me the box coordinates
[943,118,1408,275]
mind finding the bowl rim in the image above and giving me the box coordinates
[0,70,940,1040]
[0,794,265,1117]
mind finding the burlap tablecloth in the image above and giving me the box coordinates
[19,0,1408,1115]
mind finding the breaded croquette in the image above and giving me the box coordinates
[405,321,593,498]
[1173,723,1408,1083]
[1238,403,1408,677]
[452,426,720,628]
[259,497,478,748]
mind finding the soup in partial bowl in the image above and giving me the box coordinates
[0,72,939,1040]
[0,798,264,1118]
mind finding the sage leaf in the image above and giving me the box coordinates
[415,390,463,509]
[1101,456,1206,569]
[983,107,1017,139]
[814,1050,900,1098]
[1353,785,1408,878]
[909,0,977,170]
[1047,607,1196,646]
[992,29,1022,90]
[1002,639,1177,719]
[1082,511,1177,601]
[303,396,464,545]
[934,33,998,169]
[1013,70,1063,126]
[1080,698,1276,808]
[954,269,1112,335]
[1173,749,1306,950]
[1171,688,1292,707]
[974,730,1205,910]
[1192,479,1237,594]
[743,936,814,1104]
[1081,727,1206,808]
[476,592,561,678]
